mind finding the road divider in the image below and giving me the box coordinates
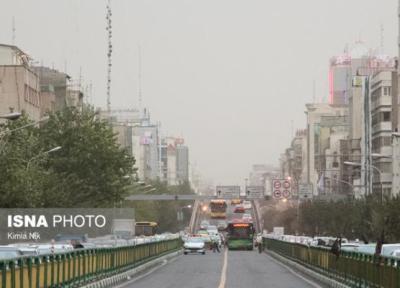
[218,248,228,288]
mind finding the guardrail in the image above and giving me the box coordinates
[0,238,181,288]
[264,238,400,288]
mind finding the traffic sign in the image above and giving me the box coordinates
[215,186,240,199]
[245,186,265,199]
[273,190,282,198]
[272,179,292,199]
[298,183,313,199]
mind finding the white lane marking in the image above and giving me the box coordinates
[266,253,322,288]
[115,256,180,288]
[218,248,228,288]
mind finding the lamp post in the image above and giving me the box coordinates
[0,116,49,138]
[26,146,62,170]
[324,176,358,200]
[344,161,383,203]
[0,112,22,121]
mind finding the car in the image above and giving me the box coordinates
[234,205,245,213]
[217,220,227,231]
[184,237,206,255]
[200,220,209,230]
[390,249,400,258]
[242,213,252,221]
[243,201,252,210]
[0,246,23,260]
[340,243,361,252]
[197,230,212,244]
[231,199,242,205]
[206,225,218,235]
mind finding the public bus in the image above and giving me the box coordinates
[226,220,255,250]
[210,199,227,219]
[135,221,158,236]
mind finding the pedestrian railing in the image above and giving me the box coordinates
[0,238,181,288]
[264,238,400,288]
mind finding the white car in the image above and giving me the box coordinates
[184,237,206,255]
[243,201,252,210]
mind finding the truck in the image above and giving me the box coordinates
[112,219,135,239]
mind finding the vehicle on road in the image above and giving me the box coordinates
[197,230,212,248]
[231,199,242,205]
[226,219,255,250]
[135,221,158,236]
[243,201,252,210]
[210,199,227,219]
[217,220,227,231]
[200,220,210,230]
[234,205,245,213]
[184,237,206,255]
[0,246,23,260]
[389,249,400,258]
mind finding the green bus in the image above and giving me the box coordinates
[226,220,255,250]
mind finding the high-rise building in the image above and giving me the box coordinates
[176,145,189,183]
[104,108,160,181]
[370,70,398,196]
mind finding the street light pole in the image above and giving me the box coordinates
[344,161,383,203]
[0,112,22,121]
[0,116,49,138]
[26,146,62,170]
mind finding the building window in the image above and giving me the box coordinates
[383,87,391,96]
[383,112,391,122]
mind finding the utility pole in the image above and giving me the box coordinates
[106,0,112,114]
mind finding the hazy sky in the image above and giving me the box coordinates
[0,0,398,185]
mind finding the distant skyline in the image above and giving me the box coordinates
[1,0,398,184]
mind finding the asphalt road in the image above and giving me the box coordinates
[121,201,319,288]
[122,249,318,288]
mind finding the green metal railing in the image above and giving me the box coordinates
[0,238,181,288]
[264,238,400,288]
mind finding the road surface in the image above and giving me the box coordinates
[121,249,319,288]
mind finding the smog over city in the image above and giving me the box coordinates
[1,1,400,287]
[1,0,396,184]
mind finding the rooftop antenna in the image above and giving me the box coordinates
[291,120,294,139]
[11,16,16,45]
[312,79,316,103]
[138,44,143,113]
[106,0,112,113]
[380,24,384,54]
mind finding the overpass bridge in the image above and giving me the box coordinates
[0,198,393,288]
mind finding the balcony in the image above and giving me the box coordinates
[372,96,392,110]
[372,121,391,133]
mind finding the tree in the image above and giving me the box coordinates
[0,115,47,207]
[38,106,135,207]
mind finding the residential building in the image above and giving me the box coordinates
[0,44,40,121]
[305,103,348,196]
[32,66,69,111]
[370,70,398,196]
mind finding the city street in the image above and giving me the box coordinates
[123,250,318,288]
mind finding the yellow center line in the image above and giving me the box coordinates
[218,248,228,288]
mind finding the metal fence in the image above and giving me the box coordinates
[0,238,181,288]
[264,238,400,288]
